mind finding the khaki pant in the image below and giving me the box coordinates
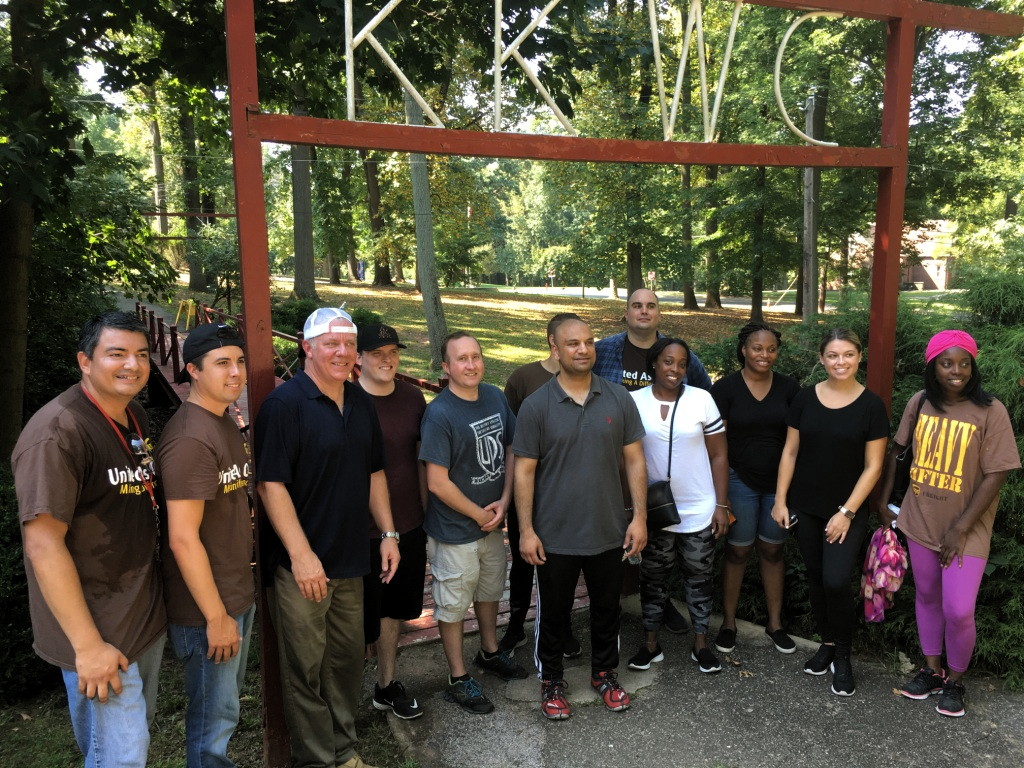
[269,567,364,768]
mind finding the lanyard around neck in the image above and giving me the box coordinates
[80,385,158,512]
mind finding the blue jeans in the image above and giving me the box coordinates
[169,604,256,768]
[726,469,787,547]
[62,635,166,768]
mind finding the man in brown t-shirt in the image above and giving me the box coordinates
[157,322,254,768]
[12,311,166,767]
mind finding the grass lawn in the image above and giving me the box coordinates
[163,277,803,386]
[0,630,411,768]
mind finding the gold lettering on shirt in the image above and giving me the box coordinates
[910,413,976,495]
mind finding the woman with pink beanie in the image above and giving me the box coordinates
[877,330,1020,717]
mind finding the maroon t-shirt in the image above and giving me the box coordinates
[365,380,426,535]
[156,402,255,625]
[12,385,166,669]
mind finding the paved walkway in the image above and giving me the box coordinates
[368,598,1024,768]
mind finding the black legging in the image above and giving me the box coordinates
[794,509,869,648]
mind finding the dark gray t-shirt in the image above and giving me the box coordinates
[420,384,516,544]
[512,374,645,556]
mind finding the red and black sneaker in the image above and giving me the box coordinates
[591,670,630,712]
[541,679,571,720]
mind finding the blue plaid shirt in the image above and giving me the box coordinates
[593,331,713,391]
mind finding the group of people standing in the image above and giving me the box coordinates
[11,287,1019,768]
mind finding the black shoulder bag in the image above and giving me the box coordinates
[646,389,683,530]
[888,392,928,509]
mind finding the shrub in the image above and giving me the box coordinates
[959,269,1024,326]
[0,464,58,704]
[269,298,384,337]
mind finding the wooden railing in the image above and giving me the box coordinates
[136,301,446,394]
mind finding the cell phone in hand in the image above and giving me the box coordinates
[788,512,798,527]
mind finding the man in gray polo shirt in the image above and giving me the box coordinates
[512,317,648,720]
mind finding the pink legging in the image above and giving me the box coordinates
[907,539,986,674]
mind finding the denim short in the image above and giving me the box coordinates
[726,468,787,546]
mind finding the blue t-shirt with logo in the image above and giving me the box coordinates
[420,384,515,544]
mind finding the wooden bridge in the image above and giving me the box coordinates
[134,301,588,649]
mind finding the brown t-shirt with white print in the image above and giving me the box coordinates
[895,392,1021,560]
[156,402,255,625]
[12,385,166,670]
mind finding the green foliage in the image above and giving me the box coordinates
[958,268,1024,326]
[270,298,322,336]
[269,298,383,337]
[0,464,56,704]
[193,222,241,309]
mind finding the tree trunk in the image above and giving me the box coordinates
[839,236,851,294]
[679,165,700,309]
[178,109,205,291]
[146,87,168,236]
[801,87,826,323]
[750,167,766,324]
[1005,193,1017,219]
[795,257,804,317]
[626,241,643,295]
[0,0,41,456]
[341,154,359,281]
[290,140,318,299]
[819,260,828,313]
[405,94,447,370]
[362,149,394,287]
[0,198,33,458]
[704,166,722,309]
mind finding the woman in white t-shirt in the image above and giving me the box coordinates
[626,338,730,674]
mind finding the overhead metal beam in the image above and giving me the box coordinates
[249,112,901,168]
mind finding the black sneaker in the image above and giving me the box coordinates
[690,646,722,673]
[563,635,583,659]
[899,667,947,700]
[443,675,494,714]
[765,627,796,654]
[803,644,836,676]
[663,601,690,634]
[627,644,664,671]
[475,649,528,680]
[498,625,527,653]
[714,626,737,654]
[830,657,856,696]
[935,679,966,717]
[372,680,424,719]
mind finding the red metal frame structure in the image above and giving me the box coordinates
[224,1,1022,763]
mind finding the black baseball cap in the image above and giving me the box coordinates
[357,323,407,353]
[177,323,245,383]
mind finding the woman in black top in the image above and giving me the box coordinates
[711,323,800,657]
[772,328,888,697]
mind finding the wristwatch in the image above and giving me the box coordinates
[382,531,401,543]
[839,506,856,520]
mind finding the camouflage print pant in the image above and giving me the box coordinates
[640,525,715,636]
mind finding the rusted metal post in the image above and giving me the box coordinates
[157,318,168,364]
[148,311,157,352]
[170,326,181,381]
[867,15,917,412]
[224,0,288,765]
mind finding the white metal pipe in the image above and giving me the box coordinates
[647,0,669,138]
[694,1,710,141]
[668,0,700,140]
[494,0,503,130]
[511,49,577,135]
[352,0,405,48]
[773,11,842,147]
[707,0,743,142]
[365,32,445,127]
[345,0,355,120]
[502,0,565,65]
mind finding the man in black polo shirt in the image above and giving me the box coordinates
[512,317,648,720]
[255,308,400,768]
